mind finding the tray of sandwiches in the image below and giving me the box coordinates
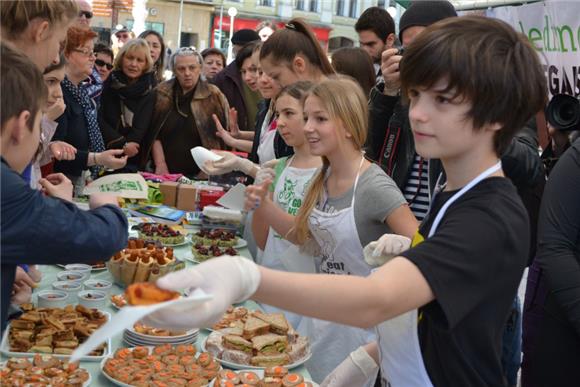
[132,223,187,246]
[212,367,319,387]
[0,304,111,361]
[101,345,220,387]
[108,238,185,287]
[1,354,92,387]
[203,309,310,370]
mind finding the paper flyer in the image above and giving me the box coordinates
[83,174,148,199]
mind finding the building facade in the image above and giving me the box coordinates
[89,0,399,52]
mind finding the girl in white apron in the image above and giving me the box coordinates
[252,82,321,328]
[244,77,418,383]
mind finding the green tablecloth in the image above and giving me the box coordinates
[1,227,311,386]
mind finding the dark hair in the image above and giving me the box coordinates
[260,18,334,76]
[354,7,395,42]
[201,47,226,66]
[400,16,547,155]
[138,30,166,83]
[331,47,375,97]
[276,80,313,104]
[43,53,66,74]
[0,0,78,40]
[94,42,114,62]
[1,43,47,131]
[64,26,97,55]
[235,40,261,69]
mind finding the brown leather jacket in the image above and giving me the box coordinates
[140,78,230,168]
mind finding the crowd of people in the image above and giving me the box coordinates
[1,0,578,386]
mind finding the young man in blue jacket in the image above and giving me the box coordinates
[0,43,129,333]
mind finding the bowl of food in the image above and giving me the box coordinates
[64,263,92,276]
[52,280,82,302]
[37,290,69,308]
[57,270,88,283]
[83,279,112,295]
[77,290,107,309]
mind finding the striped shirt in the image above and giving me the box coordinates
[403,154,431,221]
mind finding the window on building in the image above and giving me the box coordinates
[296,0,305,10]
[377,0,386,7]
[309,0,318,12]
[336,0,345,16]
[125,20,164,35]
[258,0,273,6]
[348,0,357,18]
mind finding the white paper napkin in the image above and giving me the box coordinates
[70,289,212,362]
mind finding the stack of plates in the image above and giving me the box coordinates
[123,326,199,347]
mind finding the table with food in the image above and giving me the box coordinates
[1,180,316,387]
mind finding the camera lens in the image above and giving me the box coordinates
[546,94,580,131]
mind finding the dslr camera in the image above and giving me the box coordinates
[546,93,580,131]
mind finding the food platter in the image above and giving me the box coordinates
[0,358,92,387]
[208,369,320,387]
[0,310,112,362]
[100,345,219,387]
[201,335,312,371]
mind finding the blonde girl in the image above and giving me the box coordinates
[244,77,418,382]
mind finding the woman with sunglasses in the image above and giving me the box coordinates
[53,27,127,193]
[94,43,114,82]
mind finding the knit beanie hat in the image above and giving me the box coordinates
[398,1,457,42]
[231,29,260,45]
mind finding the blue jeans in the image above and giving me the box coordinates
[502,295,522,386]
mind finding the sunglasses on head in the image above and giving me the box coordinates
[95,59,113,70]
[79,10,93,19]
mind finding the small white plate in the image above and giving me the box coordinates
[56,263,108,271]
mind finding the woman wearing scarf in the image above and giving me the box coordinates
[53,27,127,192]
[98,39,156,171]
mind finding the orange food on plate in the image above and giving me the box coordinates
[125,282,180,306]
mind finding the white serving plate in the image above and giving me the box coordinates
[0,360,92,386]
[56,263,108,271]
[191,146,222,174]
[201,335,312,371]
[208,369,320,387]
[0,311,112,362]
[123,334,197,348]
[100,346,216,387]
[127,325,199,342]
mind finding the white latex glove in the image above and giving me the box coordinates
[254,167,276,186]
[363,234,412,266]
[141,256,261,331]
[203,151,257,176]
[321,345,379,387]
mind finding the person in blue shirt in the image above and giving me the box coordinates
[0,43,129,334]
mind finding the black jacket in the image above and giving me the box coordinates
[211,62,250,132]
[53,86,91,178]
[98,72,155,149]
[1,158,128,334]
[367,83,545,193]
[248,99,293,164]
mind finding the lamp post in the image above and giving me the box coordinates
[177,0,184,47]
[226,7,238,64]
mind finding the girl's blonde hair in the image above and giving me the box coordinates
[0,0,78,40]
[293,76,368,244]
[113,39,154,74]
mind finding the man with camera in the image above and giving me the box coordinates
[366,2,545,386]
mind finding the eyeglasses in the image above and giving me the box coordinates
[72,48,96,57]
[79,11,93,19]
[95,59,113,70]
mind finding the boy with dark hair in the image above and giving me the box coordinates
[119,15,549,387]
[355,6,396,80]
[0,43,129,333]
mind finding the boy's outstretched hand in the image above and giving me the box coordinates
[39,173,73,202]
[141,256,261,331]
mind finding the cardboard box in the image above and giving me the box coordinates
[176,184,197,211]
[159,182,179,207]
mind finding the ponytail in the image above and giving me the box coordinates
[260,18,335,76]
[293,157,329,244]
